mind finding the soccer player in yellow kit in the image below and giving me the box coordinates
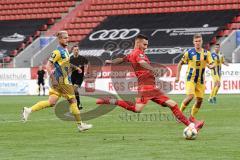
[22,31,92,132]
[175,34,215,122]
[208,44,228,104]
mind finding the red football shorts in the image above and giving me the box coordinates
[136,85,170,105]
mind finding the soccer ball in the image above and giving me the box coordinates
[183,126,198,140]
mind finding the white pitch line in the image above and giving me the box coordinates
[0,118,59,124]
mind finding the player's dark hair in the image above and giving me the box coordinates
[135,34,148,41]
[215,43,220,46]
[193,33,202,39]
[71,45,79,53]
[72,45,79,49]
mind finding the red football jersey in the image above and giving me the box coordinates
[123,48,155,87]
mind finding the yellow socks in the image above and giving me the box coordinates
[191,105,199,117]
[31,101,51,112]
[69,103,81,124]
[180,102,187,112]
[210,86,215,99]
[213,86,220,97]
[210,85,220,99]
[31,101,82,124]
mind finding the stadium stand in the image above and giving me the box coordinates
[0,0,77,67]
[78,10,239,64]
[44,0,238,65]
[0,0,239,67]
[0,19,49,64]
[49,0,240,43]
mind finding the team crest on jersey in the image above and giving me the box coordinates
[51,53,56,58]
[196,61,201,66]
[190,51,195,55]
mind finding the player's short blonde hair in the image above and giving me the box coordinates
[193,33,202,39]
[56,30,68,39]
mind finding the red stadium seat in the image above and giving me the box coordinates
[33,31,41,38]
[222,30,233,36]
[3,56,11,63]
[39,24,48,31]
[233,16,240,22]
[10,50,18,57]
[228,23,240,29]
[47,18,55,25]
[210,37,217,44]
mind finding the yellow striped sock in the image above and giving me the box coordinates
[213,86,220,97]
[191,105,199,117]
[69,103,81,124]
[180,102,187,112]
[31,101,51,112]
[210,86,215,99]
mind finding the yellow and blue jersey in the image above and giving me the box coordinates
[181,48,213,84]
[211,52,225,77]
[49,46,71,85]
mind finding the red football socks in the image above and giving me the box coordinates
[116,100,137,112]
[170,105,191,126]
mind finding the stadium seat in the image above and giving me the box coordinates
[210,37,217,44]
[221,30,233,36]
[3,56,11,63]
[10,50,18,57]
[47,18,55,25]
[233,16,240,22]
[2,0,239,66]
[39,24,48,31]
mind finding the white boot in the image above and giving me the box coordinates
[22,107,32,122]
[77,122,93,132]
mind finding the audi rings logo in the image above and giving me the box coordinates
[89,28,140,41]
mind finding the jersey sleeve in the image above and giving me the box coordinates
[221,55,225,64]
[49,50,60,63]
[207,51,214,64]
[135,52,148,63]
[181,51,189,64]
[123,54,130,62]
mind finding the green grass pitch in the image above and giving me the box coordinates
[0,95,239,160]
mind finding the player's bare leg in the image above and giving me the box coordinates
[134,103,147,112]
[68,98,92,131]
[22,95,59,122]
[180,94,194,112]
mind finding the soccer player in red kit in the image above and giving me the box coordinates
[96,34,204,131]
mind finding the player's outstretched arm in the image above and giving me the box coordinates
[105,58,124,65]
[138,60,158,76]
[46,61,54,75]
[223,61,229,66]
[175,61,183,82]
